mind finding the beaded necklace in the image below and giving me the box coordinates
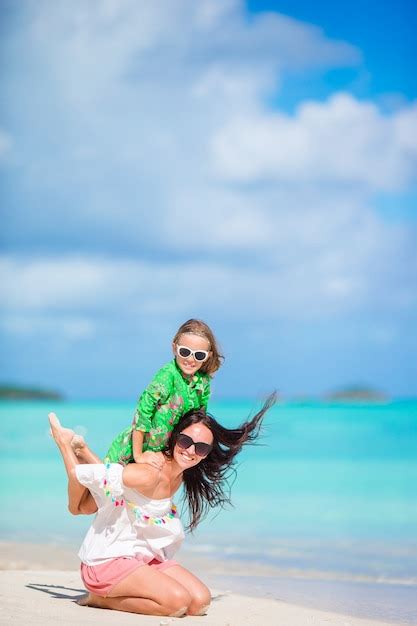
[102,463,178,526]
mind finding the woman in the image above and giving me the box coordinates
[49,393,276,618]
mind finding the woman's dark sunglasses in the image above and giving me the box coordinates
[177,433,213,457]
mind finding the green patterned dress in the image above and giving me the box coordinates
[105,359,211,464]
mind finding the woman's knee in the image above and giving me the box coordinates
[165,586,192,616]
[188,585,211,616]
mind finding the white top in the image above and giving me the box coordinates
[75,463,185,566]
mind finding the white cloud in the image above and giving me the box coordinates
[0,257,106,309]
[211,95,417,190]
[7,0,361,186]
[1,216,415,324]
[1,0,416,330]
[4,0,413,259]
[28,0,358,95]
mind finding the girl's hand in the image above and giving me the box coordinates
[136,451,165,471]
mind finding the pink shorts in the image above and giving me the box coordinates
[81,555,177,597]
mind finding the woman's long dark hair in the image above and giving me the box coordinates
[166,392,277,531]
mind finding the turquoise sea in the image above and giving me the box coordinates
[1,398,417,623]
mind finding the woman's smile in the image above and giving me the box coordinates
[176,445,198,464]
[179,449,195,462]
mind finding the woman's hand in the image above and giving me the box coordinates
[136,451,165,471]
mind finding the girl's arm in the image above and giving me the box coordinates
[133,429,165,469]
[132,429,145,462]
[201,376,211,410]
[131,367,172,464]
[133,372,171,434]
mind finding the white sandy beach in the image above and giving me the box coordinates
[0,543,403,626]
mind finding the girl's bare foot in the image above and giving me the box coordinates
[48,412,75,445]
[71,434,86,458]
[71,434,102,464]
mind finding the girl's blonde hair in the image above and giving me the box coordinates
[173,319,224,376]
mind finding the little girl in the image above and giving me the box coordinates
[75,319,223,468]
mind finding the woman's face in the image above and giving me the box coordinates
[172,333,211,378]
[173,422,214,469]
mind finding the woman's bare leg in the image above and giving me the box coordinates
[80,563,192,617]
[163,565,211,615]
[48,413,97,515]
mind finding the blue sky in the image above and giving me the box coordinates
[1,0,416,399]
[249,0,417,101]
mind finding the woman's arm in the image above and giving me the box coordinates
[63,455,99,516]
[74,483,98,515]
[122,462,163,495]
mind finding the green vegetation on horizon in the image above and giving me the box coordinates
[0,383,389,403]
[0,384,64,400]
[324,385,389,403]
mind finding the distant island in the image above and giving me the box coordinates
[0,385,64,401]
[324,386,389,403]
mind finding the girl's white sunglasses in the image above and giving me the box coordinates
[176,345,209,362]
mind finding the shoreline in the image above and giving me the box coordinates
[0,542,415,625]
[2,540,416,587]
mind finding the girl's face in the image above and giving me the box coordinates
[173,333,211,378]
[173,422,214,469]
